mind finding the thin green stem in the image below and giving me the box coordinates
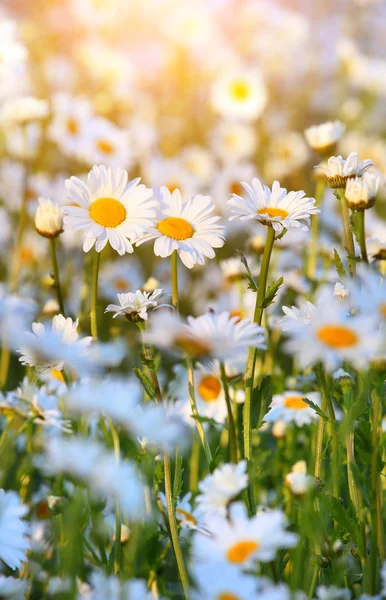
[307,179,325,280]
[171,250,179,311]
[220,362,237,463]
[357,210,369,263]
[189,434,200,492]
[163,452,190,598]
[108,418,121,575]
[49,237,65,315]
[244,226,275,461]
[336,188,356,276]
[186,357,212,466]
[0,347,11,389]
[90,250,101,339]
[320,373,339,498]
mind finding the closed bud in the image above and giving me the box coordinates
[35,197,63,238]
[304,120,345,155]
[345,173,379,211]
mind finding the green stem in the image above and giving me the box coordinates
[90,250,101,339]
[186,357,212,466]
[320,372,339,498]
[171,250,179,311]
[314,380,327,481]
[189,434,200,492]
[307,179,325,280]
[220,362,238,463]
[368,386,383,593]
[108,418,121,575]
[0,347,11,389]
[49,238,65,315]
[163,452,190,598]
[337,188,356,276]
[244,226,275,461]
[357,210,369,264]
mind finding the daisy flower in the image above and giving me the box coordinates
[84,574,151,600]
[264,391,321,427]
[0,489,30,570]
[159,492,206,532]
[105,289,165,322]
[191,563,263,600]
[63,165,156,255]
[279,301,317,332]
[285,461,316,496]
[210,121,258,163]
[347,266,386,320]
[228,179,318,233]
[136,187,225,269]
[0,96,49,126]
[345,172,379,210]
[48,93,93,160]
[196,461,248,516]
[210,69,268,121]
[0,576,28,598]
[304,120,345,154]
[99,257,143,300]
[193,502,297,567]
[82,117,132,170]
[316,152,373,188]
[283,290,382,371]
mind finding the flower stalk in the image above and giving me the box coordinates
[90,249,101,339]
[49,238,65,316]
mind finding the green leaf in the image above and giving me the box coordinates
[302,397,329,421]
[238,251,258,292]
[320,494,361,543]
[251,376,272,430]
[262,277,284,308]
[191,414,224,428]
[133,367,156,399]
[333,248,347,279]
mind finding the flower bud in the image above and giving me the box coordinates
[304,120,345,155]
[345,173,379,211]
[332,368,353,392]
[35,197,63,238]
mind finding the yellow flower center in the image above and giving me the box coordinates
[66,118,79,135]
[19,247,35,265]
[25,187,36,201]
[174,335,211,357]
[317,325,358,349]
[165,181,179,193]
[229,181,243,196]
[230,80,250,101]
[229,309,243,322]
[50,369,65,382]
[227,540,259,564]
[257,207,289,219]
[219,594,241,600]
[96,138,114,154]
[114,278,129,291]
[89,197,126,228]
[198,375,222,402]
[380,303,386,317]
[176,509,197,524]
[157,217,194,240]
[284,396,308,410]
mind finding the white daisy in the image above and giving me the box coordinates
[193,501,297,566]
[83,573,151,600]
[105,289,165,322]
[210,121,258,163]
[345,172,379,210]
[317,152,373,188]
[48,93,93,160]
[0,575,28,599]
[82,117,132,170]
[347,266,386,320]
[196,461,248,516]
[136,187,225,269]
[228,179,319,232]
[63,165,156,255]
[285,462,316,496]
[0,96,49,127]
[279,301,317,332]
[304,120,345,154]
[0,490,30,570]
[264,391,321,426]
[211,69,268,121]
[192,563,263,600]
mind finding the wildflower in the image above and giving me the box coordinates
[345,173,379,210]
[191,563,263,600]
[316,586,351,600]
[228,179,318,232]
[42,437,145,519]
[0,576,28,598]
[193,502,297,566]
[159,492,206,532]
[285,461,315,495]
[63,165,156,255]
[210,121,258,163]
[211,69,267,121]
[105,289,165,322]
[304,120,345,154]
[136,187,225,269]
[0,490,30,570]
[347,266,386,321]
[82,117,132,169]
[34,197,63,238]
[48,93,93,160]
[264,391,321,426]
[99,257,143,300]
[0,96,49,126]
[196,461,248,516]
[317,152,373,188]
[83,573,151,600]
[279,301,316,332]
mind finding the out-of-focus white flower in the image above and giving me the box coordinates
[105,289,165,322]
[180,145,215,187]
[0,490,30,570]
[193,501,297,566]
[82,117,132,170]
[265,132,309,181]
[136,187,225,269]
[347,266,386,320]
[48,93,93,160]
[18,315,92,374]
[196,461,248,516]
[264,391,321,426]
[35,197,63,238]
[345,173,379,210]
[64,166,156,255]
[80,573,151,600]
[279,301,316,332]
[228,179,318,232]
[191,563,264,600]
[0,288,37,344]
[211,69,267,121]
[285,461,315,495]
[304,121,345,154]
[0,575,28,599]
[334,282,349,301]
[210,121,258,163]
[317,152,373,188]
[0,96,49,126]
[316,585,351,600]
[42,437,145,519]
[99,257,143,300]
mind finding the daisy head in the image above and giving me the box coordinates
[304,120,345,155]
[344,172,379,211]
[283,288,382,371]
[136,187,225,269]
[211,69,268,121]
[264,391,321,427]
[63,165,156,255]
[228,179,319,233]
[317,152,373,189]
[105,289,165,323]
